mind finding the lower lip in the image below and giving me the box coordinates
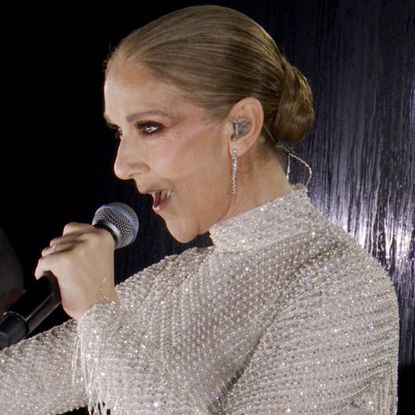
[153,193,173,211]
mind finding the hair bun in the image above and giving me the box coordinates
[272,62,315,144]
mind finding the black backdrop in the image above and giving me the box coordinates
[1,0,413,413]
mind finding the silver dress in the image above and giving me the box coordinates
[0,184,399,414]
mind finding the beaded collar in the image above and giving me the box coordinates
[209,184,316,252]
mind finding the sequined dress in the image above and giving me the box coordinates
[0,184,399,414]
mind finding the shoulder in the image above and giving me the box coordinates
[270,204,399,317]
[289,221,399,334]
[315,215,394,295]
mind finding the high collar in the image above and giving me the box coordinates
[209,184,318,252]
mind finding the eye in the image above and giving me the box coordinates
[136,121,163,136]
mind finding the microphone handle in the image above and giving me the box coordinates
[0,273,61,349]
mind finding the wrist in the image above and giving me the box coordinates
[98,277,119,304]
[99,290,120,305]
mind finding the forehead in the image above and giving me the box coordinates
[104,64,186,114]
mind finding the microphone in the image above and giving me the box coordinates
[0,203,139,350]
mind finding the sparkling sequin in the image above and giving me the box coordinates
[0,184,399,414]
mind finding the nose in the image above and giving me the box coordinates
[113,136,149,180]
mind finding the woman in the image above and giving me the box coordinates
[0,5,398,414]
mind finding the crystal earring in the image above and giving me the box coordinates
[231,148,238,194]
[231,117,251,141]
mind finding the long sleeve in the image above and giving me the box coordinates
[216,250,399,415]
[0,319,87,414]
[77,303,211,414]
[75,251,213,414]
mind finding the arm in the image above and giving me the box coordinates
[0,319,87,415]
[75,252,210,414]
[77,303,210,414]
[218,256,399,415]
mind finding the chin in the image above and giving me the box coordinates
[171,232,198,244]
[166,221,199,244]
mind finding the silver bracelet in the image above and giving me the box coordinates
[99,277,117,304]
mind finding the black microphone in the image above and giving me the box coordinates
[0,203,139,350]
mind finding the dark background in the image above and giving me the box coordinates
[1,0,413,413]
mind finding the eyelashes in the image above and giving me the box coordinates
[107,121,164,140]
[136,121,164,136]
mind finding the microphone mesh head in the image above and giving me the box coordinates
[92,203,139,249]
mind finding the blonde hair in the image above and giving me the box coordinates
[106,5,314,150]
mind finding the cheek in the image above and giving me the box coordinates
[176,144,227,189]
[149,145,193,179]
[176,151,229,212]
[150,131,224,181]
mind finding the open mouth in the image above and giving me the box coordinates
[152,189,173,210]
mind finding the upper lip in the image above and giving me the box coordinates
[138,187,173,202]
[137,183,162,194]
[140,187,168,195]
[137,184,173,201]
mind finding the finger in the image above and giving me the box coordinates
[48,232,83,247]
[41,244,58,257]
[42,244,56,257]
[41,241,81,257]
[35,245,75,278]
[62,222,94,236]
[34,256,51,279]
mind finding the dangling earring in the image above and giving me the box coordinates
[231,147,238,194]
[230,117,250,194]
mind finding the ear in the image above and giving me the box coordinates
[226,97,264,158]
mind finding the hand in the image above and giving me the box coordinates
[34,223,120,321]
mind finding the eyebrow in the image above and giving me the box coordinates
[103,110,173,125]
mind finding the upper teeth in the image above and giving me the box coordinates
[160,189,172,202]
